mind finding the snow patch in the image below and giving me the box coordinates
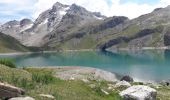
[30,32,35,35]
[65,7,70,10]
[59,7,69,16]
[59,11,67,15]
[94,16,104,20]
[38,18,48,26]
[20,24,33,32]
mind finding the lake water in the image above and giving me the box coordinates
[0,50,170,82]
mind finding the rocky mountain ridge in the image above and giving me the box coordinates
[1,2,170,51]
[0,2,106,47]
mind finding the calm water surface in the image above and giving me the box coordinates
[0,50,170,82]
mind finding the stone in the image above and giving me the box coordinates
[120,85,157,100]
[0,82,25,98]
[81,79,90,83]
[39,94,55,99]
[115,81,131,87]
[101,89,109,95]
[120,75,134,82]
[94,69,118,82]
[160,79,170,86]
[9,97,34,100]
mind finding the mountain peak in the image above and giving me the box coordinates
[52,2,69,10]
[20,18,33,27]
[3,20,20,26]
[70,3,85,11]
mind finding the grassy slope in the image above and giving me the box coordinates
[0,65,122,100]
[0,32,32,53]
[50,24,165,50]
[0,64,170,100]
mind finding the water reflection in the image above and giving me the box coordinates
[0,50,170,82]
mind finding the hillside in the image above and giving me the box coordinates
[44,6,170,51]
[97,6,170,50]
[0,32,37,53]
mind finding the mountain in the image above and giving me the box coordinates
[1,2,106,47]
[43,16,128,50]
[97,6,170,50]
[1,2,170,51]
[0,19,33,40]
[0,32,37,53]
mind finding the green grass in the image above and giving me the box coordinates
[156,86,170,100]
[0,33,29,53]
[0,66,123,100]
[0,59,16,68]
[59,35,98,50]
[0,32,40,53]
[0,63,169,100]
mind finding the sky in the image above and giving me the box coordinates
[0,0,170,23]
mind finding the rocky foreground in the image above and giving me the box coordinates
[0,65,170,100]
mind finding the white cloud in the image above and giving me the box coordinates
[1,0,170,23]
[33,0,170,19]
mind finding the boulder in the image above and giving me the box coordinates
[120,75,134,82]
[160,79,170,86]
[0,82,25,98]
[9,97,34,100]
[120,85,157,100]
[115,81,131,87]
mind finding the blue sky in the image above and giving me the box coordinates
[120,0,160,5]
[0,0,169,23]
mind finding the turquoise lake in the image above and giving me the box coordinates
[0,50,170,82]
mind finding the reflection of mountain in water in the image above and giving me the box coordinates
[0,50,170,82]
[102,49,170,66]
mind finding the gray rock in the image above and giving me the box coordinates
[160,79,170,86]
[115,81,131,87]
[55,67,118,82]
[120,85,157,100]
[0,82,25,98]
[9,97,34,100]
[120,75,134,82]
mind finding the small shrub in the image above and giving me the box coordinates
[32,71,55,84]
[132,82,144,85]
[94,86,105,96]
[0,59,16,68]
[110,91,123,100]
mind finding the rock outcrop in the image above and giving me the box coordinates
[0,82,25,98]
[120,75,134,82]
[55,67,118,82]
[120,85,157,100]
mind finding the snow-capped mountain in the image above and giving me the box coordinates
[0,2,106,47]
